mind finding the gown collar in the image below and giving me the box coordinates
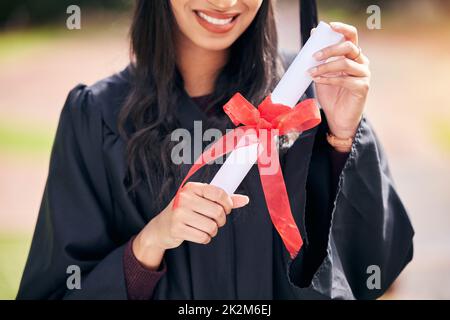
[174,79,209,131]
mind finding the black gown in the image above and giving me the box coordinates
[17,57,414,300]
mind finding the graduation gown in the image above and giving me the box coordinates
[17,59,414,300]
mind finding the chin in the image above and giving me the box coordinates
[194,37,237,51]
[185,29,238,51]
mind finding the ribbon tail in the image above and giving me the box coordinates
[257,133,303,258]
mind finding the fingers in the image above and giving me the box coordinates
[187,194,227,227]
[175,183,251,246]
[309,58,369,78]
[178,224,212,244]
[312,76,370,96]
[231,194,250,209]
[314,41,360,62]
[330,22,358,45]
[186,182,233,214]
[312,23,368,65]
[202,184,234,214]
[171,208,215,243]
[183,210,219,238]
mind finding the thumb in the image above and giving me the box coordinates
[231,194,250,209]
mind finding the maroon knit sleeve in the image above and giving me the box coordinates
[123,236,166,300]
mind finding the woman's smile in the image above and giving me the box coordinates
[193,10,240,33]
[170,0,262,51]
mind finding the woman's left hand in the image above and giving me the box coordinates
[309,22,371,141]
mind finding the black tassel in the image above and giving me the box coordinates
[300,0,318,45]
[299,0,319,99]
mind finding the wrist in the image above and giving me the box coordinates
[326,132,353,153]
[328,126,357,140]
[132,227,166,271]
[328,115,362,140]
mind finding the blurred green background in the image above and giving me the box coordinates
[1,0,449,299]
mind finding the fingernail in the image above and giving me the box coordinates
[309,67,317,75]
[313,51,323,60]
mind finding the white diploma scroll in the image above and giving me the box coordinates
[209,22,344,195]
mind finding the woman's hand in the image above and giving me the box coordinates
[309,22,371,142]
[133,182,249,270]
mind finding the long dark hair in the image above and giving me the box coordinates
[118,0,282,206]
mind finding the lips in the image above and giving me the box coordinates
[194,10,240,34]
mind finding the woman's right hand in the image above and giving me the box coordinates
[132,182,250,270]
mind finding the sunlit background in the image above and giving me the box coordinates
[0,0,449,300]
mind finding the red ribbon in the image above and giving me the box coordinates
[173,93,321,258]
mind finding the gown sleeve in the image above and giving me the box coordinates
[289,115,414,300]
[17,85,129,299]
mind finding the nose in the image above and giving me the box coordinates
[206,0,238,10]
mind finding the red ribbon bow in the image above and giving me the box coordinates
[173,93,321,258]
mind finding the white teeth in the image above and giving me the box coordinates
[197,11,233,26]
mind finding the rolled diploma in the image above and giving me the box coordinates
[210,22,344,195]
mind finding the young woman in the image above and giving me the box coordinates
[18,0,414,300]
